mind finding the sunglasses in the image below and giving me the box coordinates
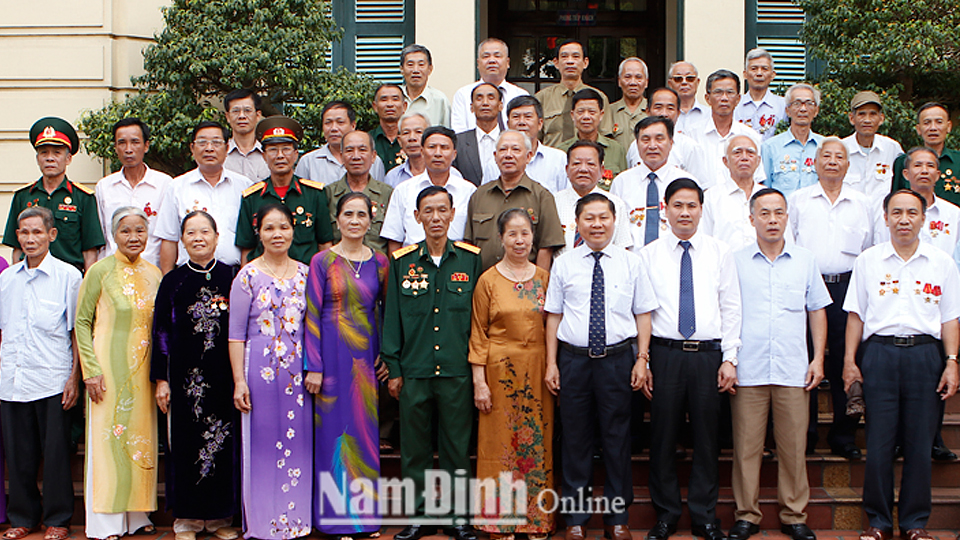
[671,75,697,83]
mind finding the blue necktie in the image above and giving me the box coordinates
[645,173,660,245]
[588,251,606,356]
[678,240,696,339]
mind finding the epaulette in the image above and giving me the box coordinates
[454,241,481,254]
[15,182,36,192]
[243,181,266,197]
[300,178,325,191]
[70,181,94,195]
[391,244,418,260]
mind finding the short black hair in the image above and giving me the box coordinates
[917,102,949,123]
[322,101,357,123]
[571,88,603,110]
[497,208,534,236]
[705,69,741,94]
[336,192,373,217]
[400,44,432,65]
[112,117,150,141]
[566,139,605,164]
[224,89,262,112]
[471,82,503,102]
[416,185,453,210]
[647,87,680,109]
[180,210,218,235]
[748,187,787,214]
[256,203,295,233]
[506,95,543,120]
[191,120,230,142]
[883,188,928,215]
[903,146,940,170]
[375,83,404,99]
[634,115,674,139]
[421,125,457,148]
[575,192,616,219]
[555,39,585,58]
[664,178,703,204]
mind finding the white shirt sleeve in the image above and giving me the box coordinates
[379,187,407,243]
[153,181,181,242]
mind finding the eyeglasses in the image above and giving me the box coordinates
[228,107,256,116]
[789,99,817,109]
[193,139,225,149]
[709,89,738,97]
[671,75,697,83]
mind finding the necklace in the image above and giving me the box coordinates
[336,244,366,278]
[501,261,530,291]
[186,259,216,281]
[262,257,292,280]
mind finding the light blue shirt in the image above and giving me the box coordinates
[761,130,824,196]
[383,160,415,188]
[734,241,832,387]
[0,253,82,402]
[526,143,570,194]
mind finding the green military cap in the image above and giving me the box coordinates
[256,116,304,146]
[30,117,80,155]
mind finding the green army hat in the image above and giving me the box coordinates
[30,117,80,155]
[256,116,304,146]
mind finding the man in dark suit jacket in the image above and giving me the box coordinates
[452,82,503,186]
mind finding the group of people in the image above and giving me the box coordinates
[0,35,958,540]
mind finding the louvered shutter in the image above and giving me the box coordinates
[745,0,817,82]
[330,0,414,82]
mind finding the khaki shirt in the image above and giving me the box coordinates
[535,81,613,147]
[609,97,648,153]
[325,175,393,254]
[556,136,628,190]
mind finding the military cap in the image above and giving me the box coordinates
[30,117,80,155]
[850,91,882,111]
[256,116,303,146]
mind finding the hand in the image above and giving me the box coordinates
[84,375,106,404]
[842,362,862,393]
[544,364,560,395]
[938,361,959,400]
[155,380,171,414]
[234,381,252,413]
[630,361,648,391]
[388,377,404,400]
[375,357,389,383]
[62,373,80,410]
[805,360,825,391]
[474,383,492,414]
[642,368,654,400]
[304,372,323,395]
[717,362,738,395]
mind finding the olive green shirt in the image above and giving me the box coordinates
[235,176,334,264]
[463,174,566,271]
[609,97,648,153]
[535,81,613,147]
[892,148,960,207]
[381,240,482,379]
[3,177,105,268]
[557,135,628,191]
[370,125,404,172]
[325,175,393,254]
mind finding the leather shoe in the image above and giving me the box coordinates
[566,526,586,540]
[692,523,726,540]
[395,525,437,540]
[781,523,816,540]
[443,525,477,540]
[932,445,958,461]
[604,525,632,540]
[646,521,676,540]
[831,443,862,460]
[728,520,759,540]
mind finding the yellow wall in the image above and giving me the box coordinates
[414,0,478,98]
[681,0,746,100]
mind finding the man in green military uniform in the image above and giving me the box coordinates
[382,185,481,540]
[535,40,613,147]
[325,130,393,253]
[3,117,105,271]
[370,84,408,172]
[557,89,628,189]
[236,116,334,264]
[609,57,649,153]
[891,102,960,206]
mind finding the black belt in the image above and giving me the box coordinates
[652,337,721,352]
[822,271,852,284]
[868,334,938,347]
[560,339,633,359]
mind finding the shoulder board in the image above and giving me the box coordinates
[70,181,94,195]
[243,181,266,197]
[300,178,325,191]
[454,241,481,254]
[391,244,418,260]
[15,182,35,192]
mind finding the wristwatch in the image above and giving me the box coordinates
[947,355,958,363]
[723,357,739,367]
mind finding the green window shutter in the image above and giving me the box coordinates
[331,0,415,83]
[745,0,820,81]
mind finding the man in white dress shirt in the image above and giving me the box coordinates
[788,137,873,459]
[842,91,904,203]
[506,95,569,193]
[380,126,476,254]
[842,189,960,540]
[667,62,709,135]
[95,118,172,268]
[733,49,786,141]
[627,87,710,182]
[155,121,253,272]
[640,178,741,540]
[294,101,385,185]
[702,135,764,253]
[451,38,528,133]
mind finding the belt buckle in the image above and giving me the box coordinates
[589,347,607,359]
[823,274,838,283]
[682,341,699,352]
[894,336,914,347]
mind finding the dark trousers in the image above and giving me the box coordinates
[1,395,74,528]
[648,343,721,526]
[557,344,634,527]
[861,340,941,531]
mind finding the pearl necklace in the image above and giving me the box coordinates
[186,259,216,281]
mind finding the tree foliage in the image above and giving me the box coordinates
[79,0,379,176]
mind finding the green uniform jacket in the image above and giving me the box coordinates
[535,81,613,148]
[235,175,334,264]
[3,177,105,267]
[325,176,393,254]
[381,240,482,379]
[609,97,648,153]
[371,125,404,172]
[557,135,628,190]
[892,148,960,207]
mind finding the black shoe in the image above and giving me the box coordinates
[692,523,726,540]
[780,523,816,540]
[728,520,759,540]
[395,525,437,540]
[647,521,677,540]
[932,445,958,461]
[830,443,862,460]
[442,525,477,540]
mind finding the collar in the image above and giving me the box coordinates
[573,241,617,259]
[261,176,303,197]
[749,239,794,263]
[187,168,234,186]
[684,101,708,115]
[722,177,759,196]
[332,175,385,197]
[613,97,648,113]
[664,229,703,251]
[811,181,854,204]
[16,251,54,276]
[417,239,457,265]
[879,240,930,264]
[227,139,263,156]
[493,174,534,195]
[638,161,672,178]
[30,177,70,194]
[476,124,501,140]
[783,129,822,147]
[743,89,777,107]
[110,165,160,187]
[313,144,338,162]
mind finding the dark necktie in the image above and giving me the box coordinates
[678,240,696,339]
[645,173,660,245]
[588,251,606,356]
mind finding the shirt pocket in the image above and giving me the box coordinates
[446,279,474,312]
[542,108,565,134]
[609,282,635,314]
[399,282,431,314]
[840,225,868,256]
[471,213,497,242]
[779,286,806,312]
[34,298,65,335]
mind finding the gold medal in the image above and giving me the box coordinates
[64,197,71,204]
[296,206,304,214]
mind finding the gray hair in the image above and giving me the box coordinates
[724,134,759,155]
[17,206,54,231]
[477,38,508,58]
[816,136,848,160]
[785,83,821,107]
[399,112,431,128]
[618,57,649,79]
[744,48,775,71]
[400,44,432,65]
[496,129,533,153]
[111,206,149,236]
[668,61,698,78]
